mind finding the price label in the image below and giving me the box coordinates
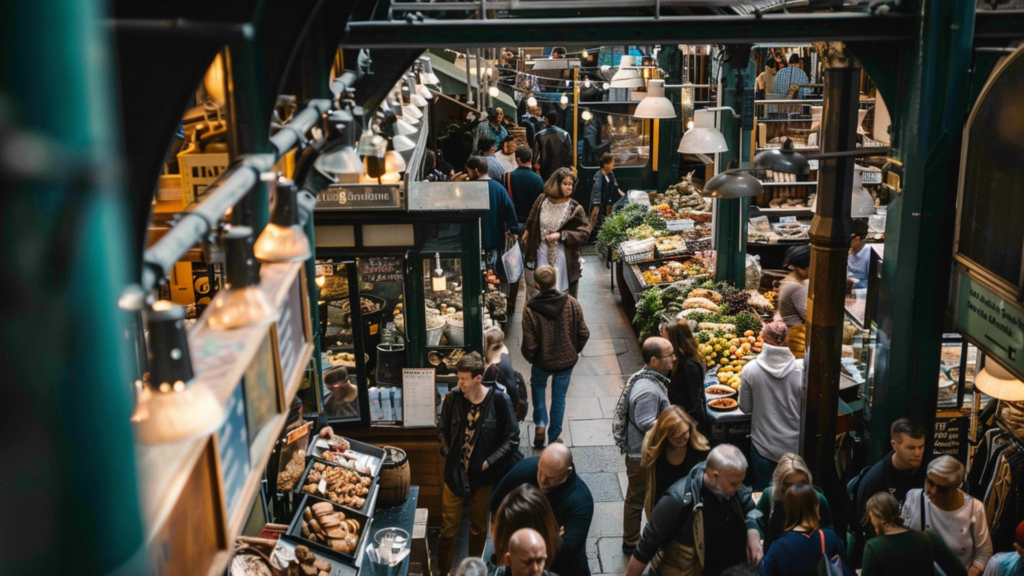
[780,216,798,223]
[808,160,819,171]
[285,422,313,445]
[667,219,695,231]
[318,479,327,494]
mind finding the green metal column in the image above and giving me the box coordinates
[715,55,755,287]
[0,1,144,574]
[868,0,975,461]
[656,46,684,193]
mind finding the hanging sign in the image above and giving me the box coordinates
[956,273,1024,381]
[932,416,969,464]
[316,184,404,211]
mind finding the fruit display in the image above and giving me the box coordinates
[299,501,363,555]
[300,461,372,510]
[648,175,710,214]
[642,260,708,285]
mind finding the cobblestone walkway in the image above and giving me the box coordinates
[504,251,639,576]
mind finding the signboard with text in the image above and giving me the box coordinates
[316,184,404,211]
[956,272,1024,381]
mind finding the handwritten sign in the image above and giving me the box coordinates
[361,257,404,284]
[956,274,1024,381]
[403,368,437,428]
[933,417,968,464]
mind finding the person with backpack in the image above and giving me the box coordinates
[615,336,674,555]
[849,418,929,566]
[484,326,527,423]
[902,456,992,576]
[625,444,763,576]
[437,353,523,575]
[759,484,854,576]
[521,265,589,449]
[860,492,967,576]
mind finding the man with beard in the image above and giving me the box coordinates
[489,444,594,576]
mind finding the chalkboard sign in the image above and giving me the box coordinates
[277,270,310,391]
[217,383,251,516]
[742,88,756,131]
[933,416,969,464]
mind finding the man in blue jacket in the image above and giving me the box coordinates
[466,155,518,259]
[489,444,594,576]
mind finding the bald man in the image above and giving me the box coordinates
[502,528,554,576]
[490,444,594,576]
[618,336,674,554]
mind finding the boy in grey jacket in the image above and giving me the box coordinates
[615,336,674,554]
[738,321,803,490]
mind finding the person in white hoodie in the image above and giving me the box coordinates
[738,321,803,490]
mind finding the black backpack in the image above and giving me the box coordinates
[512,371,528,422]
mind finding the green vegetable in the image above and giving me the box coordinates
[596,204,650,260]
[732,312,764,335]
[633,287,667,342]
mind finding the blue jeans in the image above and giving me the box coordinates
[530,365,573,442]
[750,444,778,492]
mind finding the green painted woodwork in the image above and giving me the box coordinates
[869,0,976,462]
[0,0,144,573]
[714,57,755,287]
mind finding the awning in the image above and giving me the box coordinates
[426,52,517,117]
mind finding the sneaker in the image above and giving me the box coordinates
[534,427,546,449]
[554,437,564,444]
[622,542,636,555]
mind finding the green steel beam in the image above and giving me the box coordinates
[714,55,754,287]
[342,12,915,48]
[869,0,976,461]
[0,0,144,574]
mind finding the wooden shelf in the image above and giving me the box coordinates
[760,181,817,187]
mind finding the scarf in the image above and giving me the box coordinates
[539,198,572,266]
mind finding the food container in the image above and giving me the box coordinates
[707,397,740,412]
[294,457,380,517]
[444,321,465,346]
[283,494,373,566]
[705,385,738,400]
[425,316,446,346]
[308,437,386,477]
[376,343,405,384]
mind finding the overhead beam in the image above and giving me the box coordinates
[342,12,915,48]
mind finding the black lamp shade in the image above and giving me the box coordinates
[222,226,261,289]
[269,179,299,227]
[752,138,811,175]
[145,302,193,389]
[703,170,764,199]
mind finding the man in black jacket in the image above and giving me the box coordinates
[489,444,594,576]
[532,111,573,183]
[849,418,927,567]
[438,352,522,575]
[625,444,763,576]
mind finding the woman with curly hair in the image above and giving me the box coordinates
[640,405,710,517]
[522,167,591,300]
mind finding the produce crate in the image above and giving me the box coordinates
[293,457,379,518]
[282,494,373,567]
[632,256,709,289]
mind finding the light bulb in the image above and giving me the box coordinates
[584,78,591,88]
[527,96,537,108]
[488,86,499,98]
[687,120,695,130]
[603,82,610,90]
[316,275,326,288]
[560,94,568,105]
[486,67,493,77]
[581,109,593,121]
[601,65,610,72]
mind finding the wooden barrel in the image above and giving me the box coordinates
[376,446,410,508]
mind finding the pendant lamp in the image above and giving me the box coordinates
[703,169,764,199]
[394,117,419,136]
[385,149,407,173]
[976,358,1024,401]
[392,134,417,152]
[634,79,676,119]
[131,300,226,444]
[254,178,312,263]
[677,109,728,154]
[418,57,440,85]
[610,56,645,89]
[314,109,364,178]
[207,226,277,330]
[402,103,423,121]
[752,138,811,175]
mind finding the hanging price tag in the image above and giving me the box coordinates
[318,479,327,494]
[780,216,798,223]
[808,160,819,170]
[667,219,695,231]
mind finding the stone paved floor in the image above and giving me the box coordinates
[435,249,638,575]
[507,250,638,576]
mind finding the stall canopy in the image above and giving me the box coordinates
[425,52,516,117]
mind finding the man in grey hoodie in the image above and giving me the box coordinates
[738,321,803,490]
[616,336,674,554]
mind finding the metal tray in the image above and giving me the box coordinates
[282,494,373,567]
[294,457,379,518]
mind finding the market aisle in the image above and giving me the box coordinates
[503,248,641,576]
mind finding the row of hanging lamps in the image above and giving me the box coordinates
[207,226,277,330]
[254,178,312,263]
[314,108,364,179]
[418,56,440,85]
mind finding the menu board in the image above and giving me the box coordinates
[277,270,311,390]
[244,331,282,456]
[217,383,251,516]
[403,368,438,427]
[933,416,969,464]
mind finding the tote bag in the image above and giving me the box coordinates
[502,235,524,283]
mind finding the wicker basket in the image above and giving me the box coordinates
[622,247,655,263]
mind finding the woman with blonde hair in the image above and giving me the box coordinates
[522,167,590,300]
[640,405,710,517]
[489,484,561,572]
[755,453,834,551]
[759,484,854,576]
[860,492,966,576]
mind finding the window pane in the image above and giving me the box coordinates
[580,110,650,168]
